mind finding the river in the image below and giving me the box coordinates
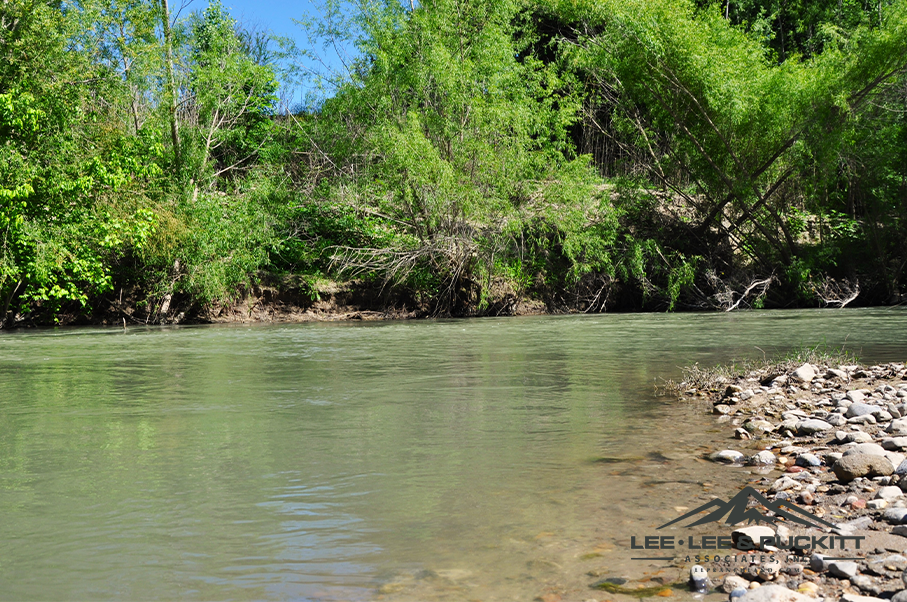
[1,309,905,600]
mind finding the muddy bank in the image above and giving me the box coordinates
[655,360,907,602]
[46,276,550,327]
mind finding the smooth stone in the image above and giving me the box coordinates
[849,414,877,425]
[797,582,818,596]
[883,507,907,523]
[826,452,844,463]
[778,418,800,432]
[891,591,907,602]
[771,476,800,492]
[828,560,859,580]
[797,419,832,435]
[740,389,755,401]
[826,414,847,426]
[840,516,874,531]
[809,553,827,571]
[843,431,874,444]
[833,453,895,482]
[795,453,821,467]
[888,452,907,468]
[737,584,811,601]
[889,418,907,434]
[730,587,748,600]
[850,574,877,594]
[793,364,817,383]
[722,574,751,594]
[893,525,907,537]
[748,450,776,466]
[710,450,745,464]
[841,594,886,602]
[732,525,775,549]
[690,564,708,593]
[843,443,887,457]
[746,419,775,433]
[827,368,849,380]
[846,403,877,418]
[848,390,867,402]
[876,485,904,500]
[758,558,782,580]
[884,438,907,450]
[867,499,888,509]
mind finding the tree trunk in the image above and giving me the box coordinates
[160,0,180,171]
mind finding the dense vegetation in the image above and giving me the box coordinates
[1,0,906,325]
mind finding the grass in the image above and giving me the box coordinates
[663,343,861,393]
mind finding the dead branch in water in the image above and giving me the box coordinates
[814,277,860,308]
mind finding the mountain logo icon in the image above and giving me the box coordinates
[657,486,837,530]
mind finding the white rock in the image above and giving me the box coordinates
[748,450,776,465]
[884,438,907,450]
[710,450,746,464]
[877,486,905,500]
[732,525,775,550]
[793,364,817,383]
[737,584,812,601]
[722,574,750,594]
[844,443,887,457]
[847,390,867,402]
[771,476,801,492]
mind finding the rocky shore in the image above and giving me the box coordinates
[682,360,907,602]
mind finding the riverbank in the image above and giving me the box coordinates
[670,358,907,601]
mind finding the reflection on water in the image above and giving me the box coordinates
[0,309,905,600]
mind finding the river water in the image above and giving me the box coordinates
[0,309,905,601]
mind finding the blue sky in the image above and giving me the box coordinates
[182,0,356,106]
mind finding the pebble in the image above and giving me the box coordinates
[748,450,777,466]
[797,581,819,596]
[771,476,800,492]
[828,560,860,580]
[892,591,907,602]
[884,438,907,450]
[795,453,821,467]
[883,508,907,523]
[710,449,745,463]
[723,575,751,593]
[690,565,708,593]
[797,419,832,435]
[847,402,877,417]
[844,443,888,457]
[736,584,811,601]
[841,595,887,602]
[793,364,817,383]
[876,485,904,500]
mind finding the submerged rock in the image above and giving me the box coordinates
[711,450,746,464]
[748,450,776,466]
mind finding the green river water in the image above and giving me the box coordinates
[0,309,905,601]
